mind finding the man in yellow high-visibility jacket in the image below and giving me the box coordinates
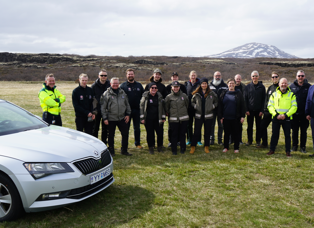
[267,78,297,157]
[38,73,66,126]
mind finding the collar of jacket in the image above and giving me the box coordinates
[171,90,182,96]
[96,78,109,87]
[276,86,291,94]
[108,87,123,95]
[43,83,56,91]
[149,76,162,83]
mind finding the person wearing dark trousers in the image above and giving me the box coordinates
[120,68,144,149]
[244,70,265,146]
[101,77,132,156]
[185,70,201,146]
[140,82,166,154]
[305,84,314,157]
[267,78,297,157]
[234,74,246,144]
[144,68,167,98]
[38,73,66,126]
[289,70,311,153]
[209,71,228,145]
[218,78,246,153]
[72,74,96,135]
[165,81,189,155]
[189,78,218,154]
[166,72,187,147]
[257,72,279,149]
[91,69,110,143]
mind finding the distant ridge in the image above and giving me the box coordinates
[207,42,299,59]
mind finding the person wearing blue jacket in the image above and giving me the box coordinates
[120,68,144,149]
[305,81,314,157]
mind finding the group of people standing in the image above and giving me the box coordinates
[38,68,314,157]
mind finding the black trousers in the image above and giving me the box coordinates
[192,118,213,147]
[75,116,93,135]
[127,109,141,146]
[42,112,62,126]
[187,108,195,142]
[291,114,309,148]
[145,118,164,147]
[223,119,240,150]
[108,119,129,151]
[247,110,261,143]
[210,111,223,143]
[168,120,179,143]
[260,112,272,146]
[170,121,188,153]
[92,113,108,144]
[270,118,291,152]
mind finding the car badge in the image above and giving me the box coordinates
[94,151,99,156]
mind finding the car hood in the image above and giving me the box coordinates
[0,126,107,162]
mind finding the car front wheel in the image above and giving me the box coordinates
[0,174,24,222]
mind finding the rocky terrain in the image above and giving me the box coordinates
[0,52,313,82]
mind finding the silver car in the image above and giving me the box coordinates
[0,99,114,222]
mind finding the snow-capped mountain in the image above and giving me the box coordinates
[207,42,299,58]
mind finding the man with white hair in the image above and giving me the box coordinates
[209,71,228,145]
[234,74,246,144]
[244,70,265,146]
[267,78,297,157]
[101,77,132,156]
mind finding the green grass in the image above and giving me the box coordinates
[1,81,314,227]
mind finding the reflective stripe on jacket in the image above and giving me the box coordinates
[38,83,65,115]
[191,90,218,119]
[165,90,189,122]
[140,91,165,124]
[268,87,297,119]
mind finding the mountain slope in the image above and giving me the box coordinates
[207,42,299,59]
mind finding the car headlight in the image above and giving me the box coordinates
[24,163,74,179]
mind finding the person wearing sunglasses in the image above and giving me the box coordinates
[165,81,189,155]
[289,70,311,153]
[140,82,165,154]
[244,70,265,146]
[91,69,110,144]
[257,71,280,149]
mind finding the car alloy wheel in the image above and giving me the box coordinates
[0,174,24,222]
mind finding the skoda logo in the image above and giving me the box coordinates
[94,151,99,156]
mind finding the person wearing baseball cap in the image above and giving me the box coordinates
[144,68,167,98]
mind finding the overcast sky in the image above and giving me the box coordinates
[1,0,313,58]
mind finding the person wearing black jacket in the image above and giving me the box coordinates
[120,68,144,149]
[218,78,246,153]
[144,68,167,98]
[209,71,228,145]
[244,70,266,146]
[290,70,311,153]
[72,73,96,135]
[166,72,187,147]
[257,71,279,149]
[91,69,110,143]
[185,70,201,146]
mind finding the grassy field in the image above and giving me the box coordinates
[1,81,314,227]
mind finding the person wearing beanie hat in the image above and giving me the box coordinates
[140,82,165,154]
[144,68,167,98]
[189,78,218,154]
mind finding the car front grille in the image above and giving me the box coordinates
[67,173,114,199]
[73,149,112,175]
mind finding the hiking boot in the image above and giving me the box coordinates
[157,146,163,153]
[286,151,291,157]
[136,145,143,149]
[267,150,275,155]
[204,146,210,153]
[190,146,196,154]
[149,147,154,155]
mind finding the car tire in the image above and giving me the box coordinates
[0,174,24,222]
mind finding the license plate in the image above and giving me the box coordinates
[90,167,111,184]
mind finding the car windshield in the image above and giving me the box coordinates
[0,101,48,136]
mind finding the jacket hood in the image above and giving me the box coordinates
[149,76,163,83]
[95,78,110,86]
[293,79,310,87]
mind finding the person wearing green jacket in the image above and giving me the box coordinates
[189,78,218,154]
[38,73,65,126]
[165,81,189,155]
[267,78,297,157]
